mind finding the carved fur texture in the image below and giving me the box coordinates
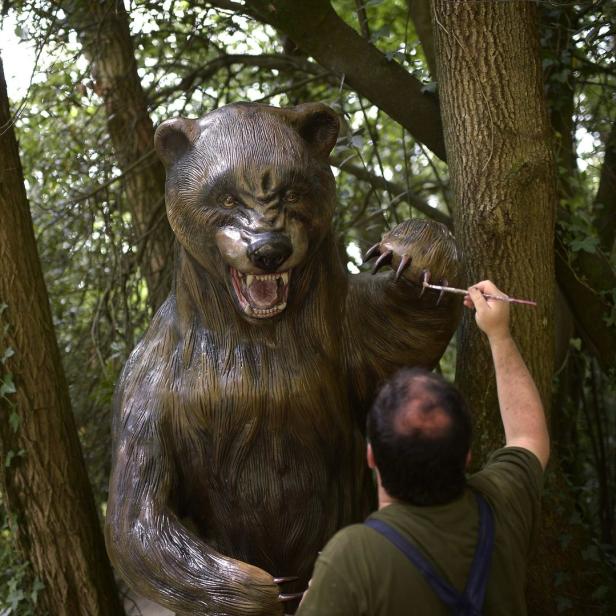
[105,102,462,616]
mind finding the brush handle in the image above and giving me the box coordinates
[422,282,537,307]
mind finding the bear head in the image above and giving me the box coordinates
[155,102,339,320]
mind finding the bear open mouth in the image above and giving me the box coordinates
[230,268,291,319]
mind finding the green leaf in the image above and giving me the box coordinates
[370,25,391,43]
[0,373,16,396]
[9,586,25,609]
[9,411,21,432]
[31,578,45,602]
[569,236,599,253]
[1,347,15,364]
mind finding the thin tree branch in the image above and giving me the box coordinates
[150,53,330,104]
[406,0,437,78]
[555,240,616,371]
[330,153,452,227]
[593,117,616,252]
[354,0,371,39]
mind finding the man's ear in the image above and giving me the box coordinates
[291,103,339,158]
[465,450,472,470]
[367,442,376,470]
[154,118,200,168]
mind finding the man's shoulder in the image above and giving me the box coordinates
[469,446,544,495]
[485,446,543,470]
[319,523,383,563]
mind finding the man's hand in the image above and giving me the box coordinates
[463,280,510,342]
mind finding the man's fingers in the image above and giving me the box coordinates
[472,279,503,297]
[468,286,488,309]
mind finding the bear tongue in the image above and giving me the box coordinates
[246,278,279,308]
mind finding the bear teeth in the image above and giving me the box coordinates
[244,273,288,286]
[253,303,287,316]
[230,268,292,319]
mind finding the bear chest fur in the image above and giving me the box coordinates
[163,325,370,577]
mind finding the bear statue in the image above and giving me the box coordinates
[105,102,462,616]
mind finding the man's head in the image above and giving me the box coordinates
[367,368,472,506]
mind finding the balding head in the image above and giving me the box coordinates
[394,380,452,438]
[367,368,472,506]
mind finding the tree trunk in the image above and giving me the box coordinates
[431,0,556,429]
[430,1,562,611]
[62,0,174,311]
[594,117,616,253]
[0,56,125,616]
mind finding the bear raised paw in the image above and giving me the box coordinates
[105,102,462,616]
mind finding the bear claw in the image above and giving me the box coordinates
[274,577,299,585]
[363,243,381,263]
[419,270,431,297]
[372,249,393,274]
[279,592,305,602]
[394,255,412,282]
[437,278,448,305]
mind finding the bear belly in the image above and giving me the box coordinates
[175,414,368,579]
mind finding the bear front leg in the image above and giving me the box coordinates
[105,399,295,616]
[344,219,463,403]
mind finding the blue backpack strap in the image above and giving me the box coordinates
[465,492,495,610]
[364,518,462,610]
[364,492,495,616]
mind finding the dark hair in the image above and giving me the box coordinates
[367,368,472,506]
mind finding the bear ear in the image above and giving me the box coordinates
[154,118,200,167]
[291,103,340,158]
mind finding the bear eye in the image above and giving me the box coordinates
[221,194,237,209]
[284,190,299,203]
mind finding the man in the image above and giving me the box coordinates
[296,280,549,615]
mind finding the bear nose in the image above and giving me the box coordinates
[247,233,293,272]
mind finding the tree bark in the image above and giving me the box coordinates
[431,0,556,422]
[594,117,616,253]
[430,1,563,611]
[0,57,125,616]
[62,0,174,311]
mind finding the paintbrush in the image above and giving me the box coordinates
[422,282,538,307]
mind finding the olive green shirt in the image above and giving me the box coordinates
[296,447,543,616]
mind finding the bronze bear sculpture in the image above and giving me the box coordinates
[105,102,462,616]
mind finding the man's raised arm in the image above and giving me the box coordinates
[465,281,550,469]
